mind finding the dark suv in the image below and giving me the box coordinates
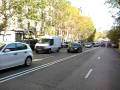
[67,42,82,53]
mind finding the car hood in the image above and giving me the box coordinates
[85,44,92,46]
[35,43,49,47]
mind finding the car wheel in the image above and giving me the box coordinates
[80,48,82,53]
[35,50,39,54]
[56,48,59,52]
[78,48,82,53]
[25,57,32,66]
[67,50,70,53]
[77,49,80,53]
[48,49,51,54]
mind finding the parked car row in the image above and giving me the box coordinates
[1,35,104,71]
[61,42,101,48]
[0,38,85,70]
[0,35,62,70]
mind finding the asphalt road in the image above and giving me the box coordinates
[0,47,120,90]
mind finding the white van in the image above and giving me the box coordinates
[35,35,61,53]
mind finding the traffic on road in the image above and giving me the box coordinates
[0,0,120,89]
[0,44,120,90]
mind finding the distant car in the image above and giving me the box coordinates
[67,43,82,53]
[111,43,118,48]
[0,42,33,70]
[22,39,38,50]
[85,43,93,48]
[93,43,100,47]
[61,42,69,48]
[100,43,106,47]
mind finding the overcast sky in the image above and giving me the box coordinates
[69,0,114,32]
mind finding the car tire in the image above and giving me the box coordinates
[25,57,32,66]
[77,49,80,53]
[80,48,82,53]
[67,50,70,53]
[56,48,60,52]
[35,50,39,54]
[78,48,82,53]
[48,49,51,54]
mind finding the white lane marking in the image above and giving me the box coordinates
[0,48,98,84]
[97,56,101,60]
[33,56,53,62]
[0,56,53,81]
[85,69,93,79]
[0,62,55,83]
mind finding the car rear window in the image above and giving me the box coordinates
[70,43,79,47]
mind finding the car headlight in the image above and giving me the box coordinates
[74,48,77,49]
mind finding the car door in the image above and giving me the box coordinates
[0,43,18,69]
[16,43,28,65]
[0,43,6,70]
[49,39,55,52]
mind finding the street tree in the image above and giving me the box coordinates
[0,0,13,31]
[106,0,120,46]
[107,26,120,46]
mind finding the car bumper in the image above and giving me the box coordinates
[68,48,78,52]
[35,48,49,53]
[85,46,92,48]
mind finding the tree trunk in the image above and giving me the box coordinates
[3,15,8,41]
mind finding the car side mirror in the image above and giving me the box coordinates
[4,49,11,53]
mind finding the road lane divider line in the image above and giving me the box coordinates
[33,56,54,62]
[0,62,55,83]
[0,48,98,84]
[85,69,93,79]
[0,56,54,81]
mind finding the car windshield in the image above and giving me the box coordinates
[42,39,51,43]
[39,39,50,43]
[0,42,6,51]
[38,38,54,45]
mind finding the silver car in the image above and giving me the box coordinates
[0,42,33,70]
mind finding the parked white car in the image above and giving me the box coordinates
[35,35,61,53]
[85,43,93,48]
[0,42,33,70]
